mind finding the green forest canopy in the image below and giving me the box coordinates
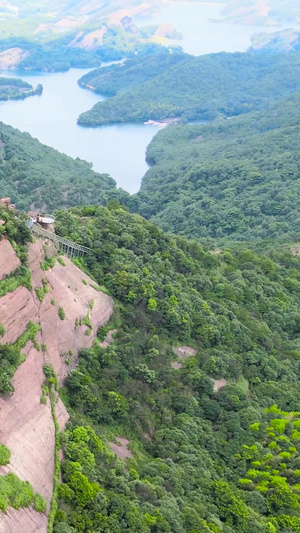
[1,42,300,531]
[50,204,300,532]
[78,50,188,95]
[77,50,300,125]
[135,93,300,243]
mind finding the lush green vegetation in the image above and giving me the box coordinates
[0,444,10,465]
[78,50,187,96]
[0,443,46,513]
[0,122,124,211]
[0,321,41,395]
[0,205,32,298]
[2,28,300,533]
[134,93,300,242]
[58,307,66,321]
[0,3,170,72]
[0,77,42,100]
[35,278,50,302]
[0,473,46,513]
[78,51,300,125]
[51,204,300,532]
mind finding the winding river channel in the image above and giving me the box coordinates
[0,1,294,193]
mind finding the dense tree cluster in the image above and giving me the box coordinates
[135,93,300,242]
[78,50,300,125]
[53,204,300,532]
[78,50,187,96]
[2,35,300,532]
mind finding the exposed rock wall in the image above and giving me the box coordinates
[0,239,114,533]
[0,239,21,281]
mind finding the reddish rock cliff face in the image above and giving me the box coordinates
[0,239,21,281]
[0,240,113,533]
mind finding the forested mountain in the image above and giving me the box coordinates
[135,93,300,242]
[0,35,166,72]
[49,204,300,532]
[78,51,300,125]
[0,122,126,211]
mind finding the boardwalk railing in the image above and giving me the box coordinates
[32,224,91,257]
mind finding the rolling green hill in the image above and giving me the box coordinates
[77,51,300,126]
[135,93,300,243]
[78,50,188,95]
[0,0,171,71]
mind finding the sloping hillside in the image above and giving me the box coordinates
[51,205,300,532]
[0,0,165,71]
[0,121,122,211]
[77,51,300,125]
[0,209,113,532]
[136,93,300,242]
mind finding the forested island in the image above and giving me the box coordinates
[0,77,42,100]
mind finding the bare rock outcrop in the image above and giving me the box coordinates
[0,341,60,501]
[0,239,114,532]
[0,239,21,281]
[0,287,38,344]
[0,507,47,533]
[172,345,197,369]
[109,438,133,461]
[28,241,113,382]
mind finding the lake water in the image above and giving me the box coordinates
[135,1,294,56]
[0,1,295,193]
[0,68,160,194]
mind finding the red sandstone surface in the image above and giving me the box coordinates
[109,438,133,460]
[212,378,228,392]
[0,240,21,281]
[0,239,113,532]
[171,345,197,369]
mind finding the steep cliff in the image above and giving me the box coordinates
[0,236,113,533]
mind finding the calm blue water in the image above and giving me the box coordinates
[0,68,159,194]
[0,2,295,193]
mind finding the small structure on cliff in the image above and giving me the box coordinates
[28,210,90,257]
[28,210,55,229]
[32,224,91,258]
